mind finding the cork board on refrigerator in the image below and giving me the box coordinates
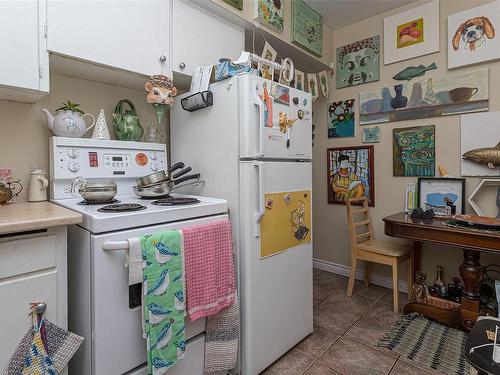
[260,190,312,258]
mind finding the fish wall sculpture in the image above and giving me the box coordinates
[393,63,437,81]
[462,141,500,169]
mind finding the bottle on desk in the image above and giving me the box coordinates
[430,265,448,298]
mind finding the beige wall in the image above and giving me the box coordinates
[0,74,161,201]
[313,0,500,284]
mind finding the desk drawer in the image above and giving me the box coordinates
[0,235,57,279]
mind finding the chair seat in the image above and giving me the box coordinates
[357,239,409,257]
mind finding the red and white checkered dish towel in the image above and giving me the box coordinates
[183,219,236,321]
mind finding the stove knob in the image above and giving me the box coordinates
[68,148,79,158]
[68,162,80,173]
[150,162,158,172]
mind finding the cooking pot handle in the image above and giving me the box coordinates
[70,176,86,197]
[172,174,201,185]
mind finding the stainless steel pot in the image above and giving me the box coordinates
[133,174,201,198]
[71,177,117,202]
[135,162,189,187]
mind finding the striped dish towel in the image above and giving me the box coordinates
[183,220,236,321]
[204,290,239,373]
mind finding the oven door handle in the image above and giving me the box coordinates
[102,240,129,251]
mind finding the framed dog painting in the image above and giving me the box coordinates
[448,1,500,69]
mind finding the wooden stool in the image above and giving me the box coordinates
[345,197,413,313]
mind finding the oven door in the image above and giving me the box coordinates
[90,214,228,375]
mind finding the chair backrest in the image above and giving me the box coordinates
[345,197,373,252]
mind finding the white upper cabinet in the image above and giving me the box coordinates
[172,0,244,77]
[0,0,49,102]
[47,0,171,77]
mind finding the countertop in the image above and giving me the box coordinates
[0,201,82,234]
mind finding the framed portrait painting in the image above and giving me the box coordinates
[383,0,440,65]
[448,0,500,69]
[327,146,375,206]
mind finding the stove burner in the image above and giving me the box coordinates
[78,199,120,205]
[97,203,147,213]
[151,197,201,206]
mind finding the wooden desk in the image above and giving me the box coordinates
[383,212,500,330]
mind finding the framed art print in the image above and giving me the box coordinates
[327,146,375,206]
[448,0,500,69]
[393,125,435,177]
[362,127,381,143]
[291,0,323,57]
[336,35,380,89]
[255,0,284,32]
[328,100,355,138]
[417,177,466,215]
[222,0,243,11]
[383,0,440,65]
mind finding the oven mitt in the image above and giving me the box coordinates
[4,314,83,375]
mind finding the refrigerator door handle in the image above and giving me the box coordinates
[253,161,264,237]
[253,88,264,158]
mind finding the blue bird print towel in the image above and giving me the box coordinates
[141,230,186,375]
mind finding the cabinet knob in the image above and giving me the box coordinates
[179,62,186,69]
[159,55,167,63]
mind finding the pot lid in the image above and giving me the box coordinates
[83,179,117,189]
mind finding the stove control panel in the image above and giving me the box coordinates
[50,138,168,199]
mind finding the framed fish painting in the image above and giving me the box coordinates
[393,125,435,177]
[327,146,375,206]
[383,0,440,65]
[336,36,380,89]
[328,100,355,138]
[448,0,500,69]
[291,0,323,57]
[255,0,284,32]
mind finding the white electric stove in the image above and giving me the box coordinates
[49,137,228,375]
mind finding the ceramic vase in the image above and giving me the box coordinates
[380,87,393,112]
[407,82,423,108]
[391,84,408,110]
[91,109,111,140]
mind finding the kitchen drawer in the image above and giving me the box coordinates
[0,235,57,279]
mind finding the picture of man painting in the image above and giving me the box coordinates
[327,146,375,206]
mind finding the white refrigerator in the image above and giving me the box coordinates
[171,73,313,375]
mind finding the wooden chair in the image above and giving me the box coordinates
[345,197,413,313]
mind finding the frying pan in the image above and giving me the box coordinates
[136,162,191,187]
[133,174,202,198]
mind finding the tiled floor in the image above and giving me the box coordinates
[260,269,443,375]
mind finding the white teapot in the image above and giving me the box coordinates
[41,101,95,138]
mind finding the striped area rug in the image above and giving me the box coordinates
[377,313,470,375]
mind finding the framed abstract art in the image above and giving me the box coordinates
[327,146,375,206]
[383,0,440,64]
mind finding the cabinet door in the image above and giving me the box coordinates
[172,0,244,76]
[47,0,170,77]
[0,1,47,92]
[0,271,58,369]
